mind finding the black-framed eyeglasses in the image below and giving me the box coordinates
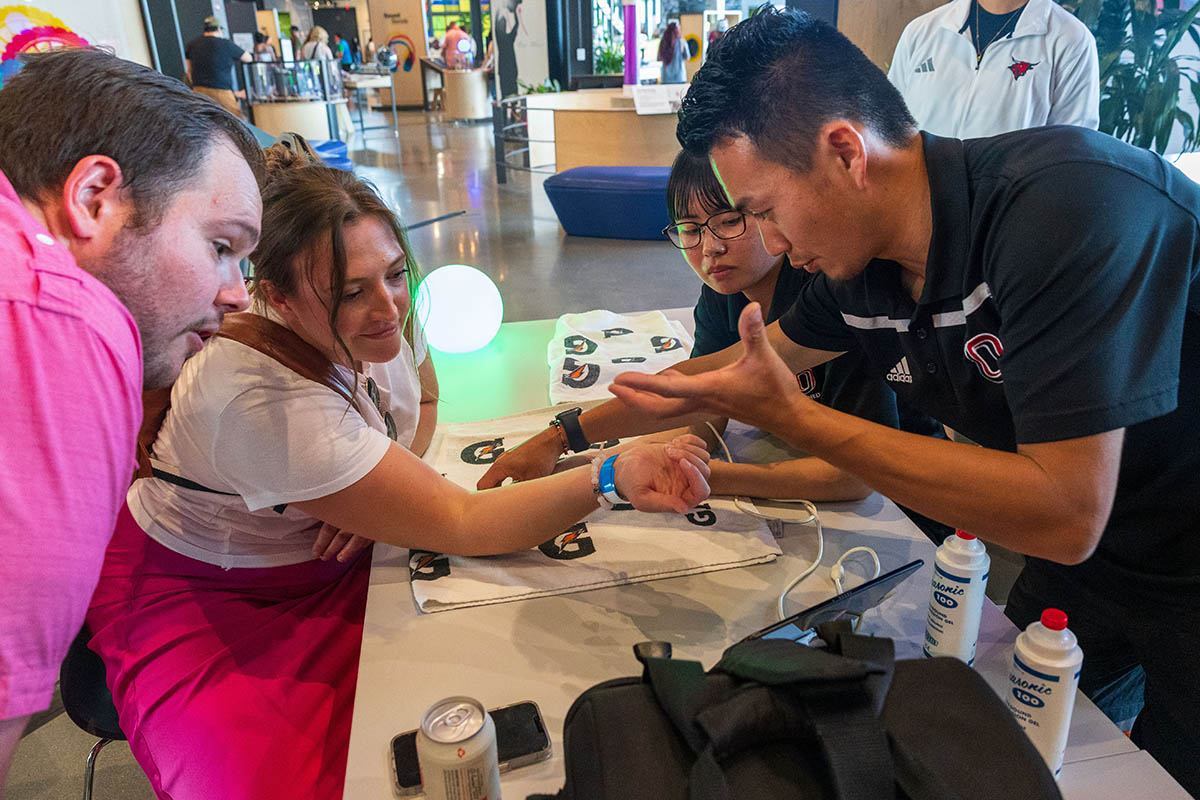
[662,210,748,250]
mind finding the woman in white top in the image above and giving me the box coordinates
[86,145,710,800]
[300,25,334,61]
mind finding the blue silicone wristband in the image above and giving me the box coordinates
[598,454,623,504]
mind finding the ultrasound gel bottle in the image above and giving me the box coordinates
[923,530,989,664]
[1006,608,1083,778]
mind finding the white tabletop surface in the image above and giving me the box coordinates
[344,310,1169,800]
[343,74,394,89]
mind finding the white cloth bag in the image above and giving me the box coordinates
[547,310,693,404]
[410,407,779,613]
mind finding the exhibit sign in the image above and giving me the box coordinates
[369,0,427,107]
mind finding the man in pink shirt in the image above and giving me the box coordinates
[0,48,264,790]
[442,20,472,68]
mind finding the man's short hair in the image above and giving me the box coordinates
[676,6,916,173]
[0,48,264,227]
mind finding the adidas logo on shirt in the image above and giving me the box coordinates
[886,356,914,384]
[914,57,935,74]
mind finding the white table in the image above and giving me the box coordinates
[344,312,1183,799]
[343,73,400,139]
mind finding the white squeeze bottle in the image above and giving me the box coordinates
[1006,608,1083,778]
[922,529,989,664]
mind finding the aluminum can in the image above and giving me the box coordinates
[416,696,501,800]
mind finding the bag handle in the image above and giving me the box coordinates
[644,638,896,800]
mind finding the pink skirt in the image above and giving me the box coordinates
[86,504,372,800]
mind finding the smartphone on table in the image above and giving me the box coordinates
[391,700,553,795]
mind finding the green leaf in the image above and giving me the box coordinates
[1091,0,1200,154]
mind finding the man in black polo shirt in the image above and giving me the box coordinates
[503,8,1199,791]
[185,16,252,119]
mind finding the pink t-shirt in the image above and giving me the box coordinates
[0,170,142,720]
[442,27,471,68]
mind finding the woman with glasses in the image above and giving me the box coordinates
[660,149,945,502]
[83,144,711,800]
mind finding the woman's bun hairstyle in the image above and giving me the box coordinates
[262,132,321,186]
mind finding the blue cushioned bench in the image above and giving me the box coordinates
[310,139,354,171]
[543,166,671,241]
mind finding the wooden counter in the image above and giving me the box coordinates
[523,88,681,172]
[443,69,490,121]
[250,99,341,141]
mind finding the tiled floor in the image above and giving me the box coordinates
[351,112,698,322]
[6,108,1023,798]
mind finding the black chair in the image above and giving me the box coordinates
[59,626,126,800]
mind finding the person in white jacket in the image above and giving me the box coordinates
[889,0,1098,138]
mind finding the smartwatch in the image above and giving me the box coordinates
[553,407,591,453]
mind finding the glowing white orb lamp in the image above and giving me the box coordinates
[415,264,503,353]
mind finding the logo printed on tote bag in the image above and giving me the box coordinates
[409,550,451,581]
[461,438,505,464]
[564,335,598,355]
[562,357,601,388]
[538,523,597,560]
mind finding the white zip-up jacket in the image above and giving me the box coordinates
[888,0,1099,138]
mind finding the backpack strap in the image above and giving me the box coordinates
[644,638,896,800]
[816,620,896,715]
[133,313,360,515]
[214,313,358,409]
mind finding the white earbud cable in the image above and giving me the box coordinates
[704,422,878,620]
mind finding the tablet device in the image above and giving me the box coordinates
[742,559,924,644]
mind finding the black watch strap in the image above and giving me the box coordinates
[554,407,590,453]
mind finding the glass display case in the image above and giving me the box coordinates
[243,59,343,104]
[242,60,348,142]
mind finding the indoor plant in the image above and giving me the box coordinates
[1064,0,1200,153]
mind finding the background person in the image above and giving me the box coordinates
[290,26,305,59]
[608,8,1200,793]
[184,16,252,118]
[332,32,353,67]
[253,31,276,62]
[85,151,711,800]
[0,47,262,791]
[442,20,471,68]
[888,0,1099,137]
[301,26,335,62]
[659,21,689,84]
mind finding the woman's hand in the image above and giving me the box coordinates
[476,429,562,489]
[312,522,372,562]
[613,434,711,513]
[610,303,810,433]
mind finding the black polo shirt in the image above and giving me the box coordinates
[779,127,1200,588]
[692,261,943,437]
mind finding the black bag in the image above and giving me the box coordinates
[530,623,1062,800]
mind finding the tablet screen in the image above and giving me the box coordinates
[746,558,924,643]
